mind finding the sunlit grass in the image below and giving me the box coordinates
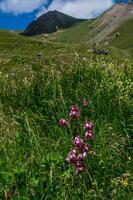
[0,30,133,199]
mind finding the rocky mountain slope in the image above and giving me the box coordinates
[51,3,133,44]
[90,3,133,42]
[21,10,85,36]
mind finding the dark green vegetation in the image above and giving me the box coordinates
[0,21,133,200]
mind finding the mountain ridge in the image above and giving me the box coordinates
[50,3,133,45]
[21,10,86,36]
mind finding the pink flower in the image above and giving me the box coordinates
[70,110,79,119]
[66,149,77,164]
[69,105,80,119]
[84,122,93,130]
[59,118,68,126]
[83,99,89,107]
[76,166,85,173]
[70,105,79,113]
[85,131,94,140]
[77,154,84,161]
[73,136,83,149]
[75,160,85,173]
[81,144,89,157]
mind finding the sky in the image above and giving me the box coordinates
[0,0,129,30]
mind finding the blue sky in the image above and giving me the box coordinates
[0,0,129,30]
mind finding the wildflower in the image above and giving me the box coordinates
[64,102,96,174]
[121,179,129,187]
[73,136,83,149]
[76,166,85,173]
[85,131,94,140]
[75,158,85,173]
[59,118,68,126]
[70,110,79,119]
[77,154,85,161]
[71,105,79,113]
[128,156,131,161]
[70,105,80,119]
[84,122,93,131]
[66,149,77,164]
[81,144,89,158]
[83,99,89,107]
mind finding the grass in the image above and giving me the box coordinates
[49,17,103,43]
[109,18,133,53]
[0,30,133,199]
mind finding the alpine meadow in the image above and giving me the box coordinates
[0,1,133,200]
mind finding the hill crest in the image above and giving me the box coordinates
[21,10,86,36]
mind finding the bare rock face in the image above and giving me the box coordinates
[21,10,85,36]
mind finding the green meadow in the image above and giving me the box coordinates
[0,29,133,199]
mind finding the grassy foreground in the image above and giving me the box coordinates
[0,31,133,199]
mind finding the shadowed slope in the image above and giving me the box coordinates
[22,10,86,36]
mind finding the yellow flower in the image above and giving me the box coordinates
[128,156,131,161]
[121,179,129,187]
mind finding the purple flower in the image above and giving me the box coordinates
[81,144,89,158]
[69,110,79,119]
[76,166,85,173]
[59,118,68,126]
[71,105,79,113]
[69,105,80,119]
[85,131,94,140]
[66,149,77,164]
[73,136,83,149]
[84,122,93,131]
[77,154,85,161]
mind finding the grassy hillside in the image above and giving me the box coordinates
[49,4,133,49]
[50,17,102,43]
[109,18,133,53]
[0,30,133,199]
[0,30,90,72]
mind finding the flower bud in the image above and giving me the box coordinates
[71,105,79,113]
[85,131,94,140]
[73,136,83,149]
[59,118,68,126]
[76,166,85,173]
[70,111,79,119]
[66,149,77,164]
[84,123,93,130]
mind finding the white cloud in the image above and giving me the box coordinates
[0,0,114,18]
[37,0,114,19]
[0,0,47,14]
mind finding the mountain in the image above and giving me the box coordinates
[52,3,133,44]
[21,10,86,36]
